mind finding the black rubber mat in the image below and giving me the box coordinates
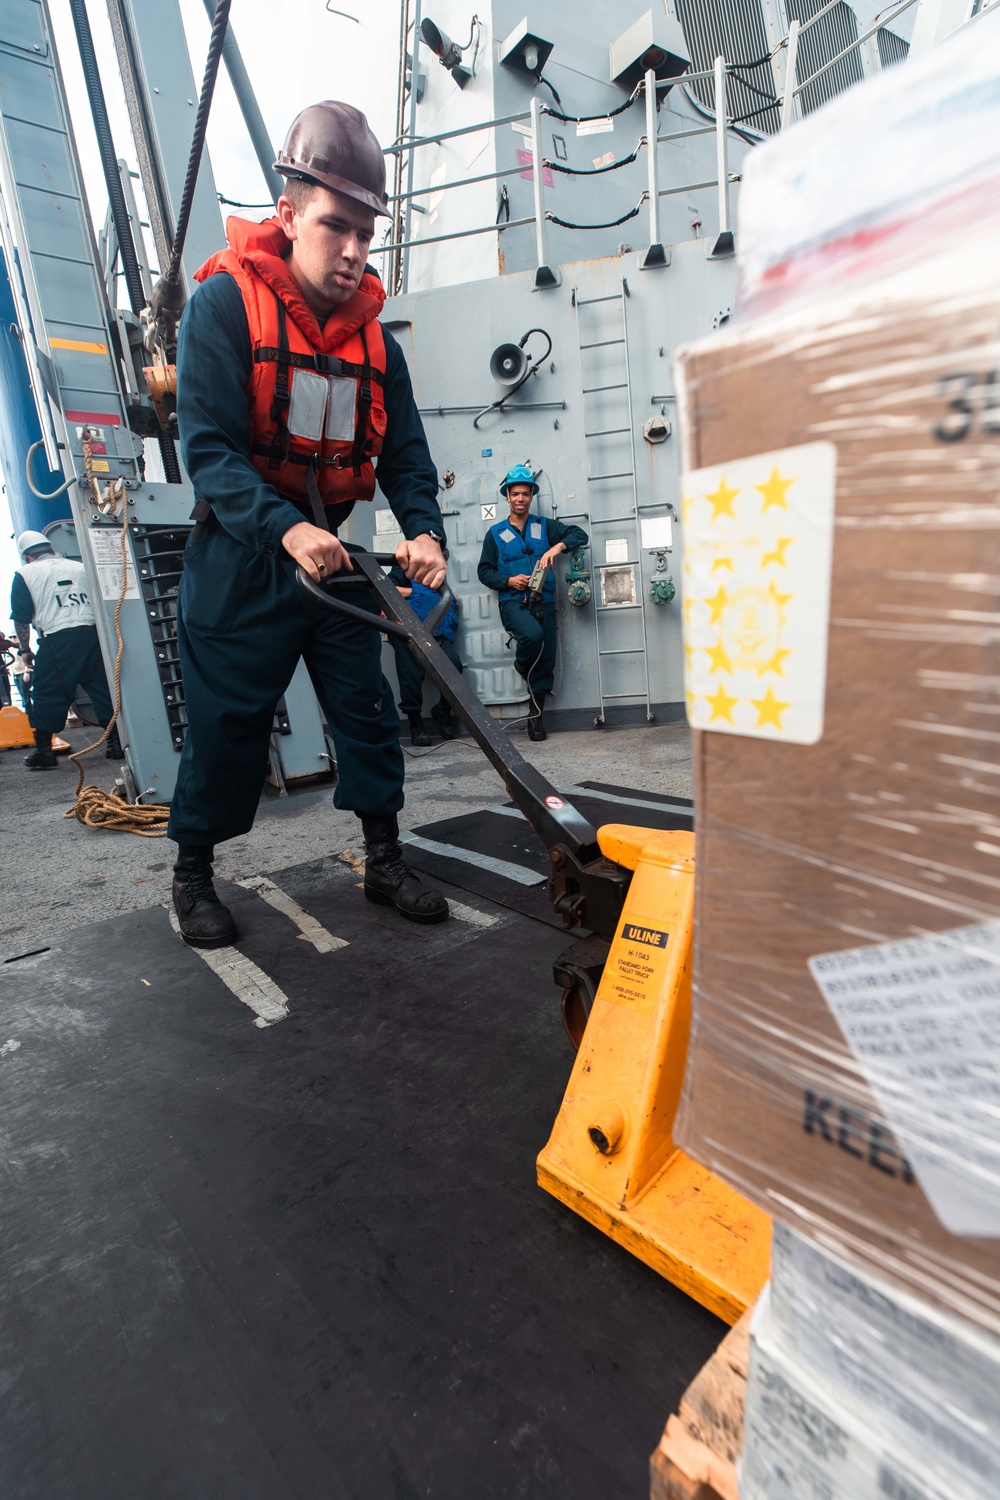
[406,783,695,927]
[0,856,722,1499]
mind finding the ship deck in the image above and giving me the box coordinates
[0,721,722,1498]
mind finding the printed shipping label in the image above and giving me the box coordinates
[809,922,1000,1235]
[88,528,140,601]
[681,441,836,744]
[603,912,671,1013]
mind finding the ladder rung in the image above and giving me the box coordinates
[576,294,622,306]
[593,515,636,524]
[601,692,650,700]
[579,338,625,350]
[588,471,632,482]
[583,427,630,438]
[582,382,627,394]
[597,647,644,656]
[596,603,642,612]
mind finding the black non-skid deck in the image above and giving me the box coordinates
[405,780,694,925]
[0,792,719,1500]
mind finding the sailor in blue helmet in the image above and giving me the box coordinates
[477,465,588,741]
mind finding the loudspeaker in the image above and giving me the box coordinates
[490,342,529,388]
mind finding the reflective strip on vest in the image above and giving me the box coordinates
[19,556,96,635]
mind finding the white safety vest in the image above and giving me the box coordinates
[17,555,96,636]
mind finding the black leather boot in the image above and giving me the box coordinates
[430,700,455,740]
[24,729,58,770]
[528,692,548,742]
[361,815,449,924]
[407,712,432,747]
[104,724,125,760]
[172,846,238,948]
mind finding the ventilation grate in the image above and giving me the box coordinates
[786,0,864,114]
[675,0,780,134]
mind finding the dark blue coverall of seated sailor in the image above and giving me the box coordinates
[477,465,588,742]
[387,563,463,746]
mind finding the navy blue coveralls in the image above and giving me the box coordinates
[477,514,588,697]
[10,571,114,733]
[167,273,445,848]
[386,565,463,716]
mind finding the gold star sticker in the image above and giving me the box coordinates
[683,594,698,623]
[756,467,794,511]
[705,639,733,674]
[761,537,794,568]
[705,585,729,624]
[706,684,739,723]
[710,555,734,573]
[768,579,793,611]
[751,687,790,729]
[683,643,698,670]
[757,647,791,678]
[706,477,739,520]
[681,493,696,523]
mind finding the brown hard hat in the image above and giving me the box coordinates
[275,101,390,218]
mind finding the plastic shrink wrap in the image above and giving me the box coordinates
[740,1224,1000,1500]
[672,5,1000,1334]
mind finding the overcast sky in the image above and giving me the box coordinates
[1,0,401,609]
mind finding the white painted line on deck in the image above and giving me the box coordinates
[237,875,349,953]
[400,832,545,887]
[558,785,694,819]
[447,899,501,928]
[485,803,526,820]
[166,908,289,1027]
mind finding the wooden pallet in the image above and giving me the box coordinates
[649,1305,752,1500]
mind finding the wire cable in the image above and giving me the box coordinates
[545,144,641,176]
[164,0,232,287]
[547,199,644,231]
[218,192,272,209]
[542,81,642,125]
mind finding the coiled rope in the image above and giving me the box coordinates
[64,497,170,837]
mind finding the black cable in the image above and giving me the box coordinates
[218,193,272,209]
[67,0,146,317]
[542,81,641,125]
[729,100,783,125]
[164,0,232,286]
[547,200,644,231]
[546,145,640,176]
[537,73,562,109]
[472,328,552,429]
[69,0,182,480]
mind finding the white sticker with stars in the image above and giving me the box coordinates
[681,441,836,745]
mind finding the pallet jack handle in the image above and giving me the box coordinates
[296,552,631,940]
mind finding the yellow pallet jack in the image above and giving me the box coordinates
[300,553,770,1324]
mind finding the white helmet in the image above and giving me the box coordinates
[17,530,52,558]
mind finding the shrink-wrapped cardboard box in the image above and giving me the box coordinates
[672,10,1000,1333]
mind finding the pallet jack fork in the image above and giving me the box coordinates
[298,556,770,1322]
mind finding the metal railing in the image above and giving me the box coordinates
[781,0,919,128]
[373,0,921,291]
[373,62,741,290]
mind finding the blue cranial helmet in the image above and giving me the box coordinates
[499,463,539,497]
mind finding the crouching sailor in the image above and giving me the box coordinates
[167,100,450,947]
[11,531,123,770]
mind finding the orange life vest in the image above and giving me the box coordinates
[195,216,388,516]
